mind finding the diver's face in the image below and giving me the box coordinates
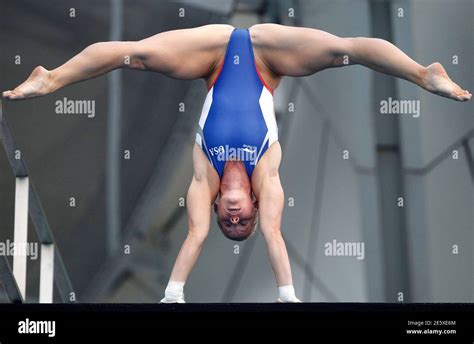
[215,190,256,240]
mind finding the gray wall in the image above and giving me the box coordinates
[392,0,473,301]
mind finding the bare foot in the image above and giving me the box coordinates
[2,66,54,100]
[421,62,472,102]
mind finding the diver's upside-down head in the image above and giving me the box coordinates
[214,161,258,241]
[214,199,258,241]
[214,197,258,241]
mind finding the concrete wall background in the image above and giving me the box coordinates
[392,0,473,301]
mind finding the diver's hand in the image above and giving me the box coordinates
[277,296,302,303]
[160,281,186,303]
[160,295,186,303]
[277,285,302,303]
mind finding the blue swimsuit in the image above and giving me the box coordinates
[196,28,278,178]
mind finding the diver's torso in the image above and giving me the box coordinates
[196,28,278,178]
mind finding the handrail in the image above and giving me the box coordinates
[0,99,76,303]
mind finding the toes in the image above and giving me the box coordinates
[457,92,472,102]
[2,90,24,100]
[2,90,13,99]
[452,86,470,97]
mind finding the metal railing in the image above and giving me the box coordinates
[0,99,75,303]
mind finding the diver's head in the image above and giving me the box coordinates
[214,161,258,241]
